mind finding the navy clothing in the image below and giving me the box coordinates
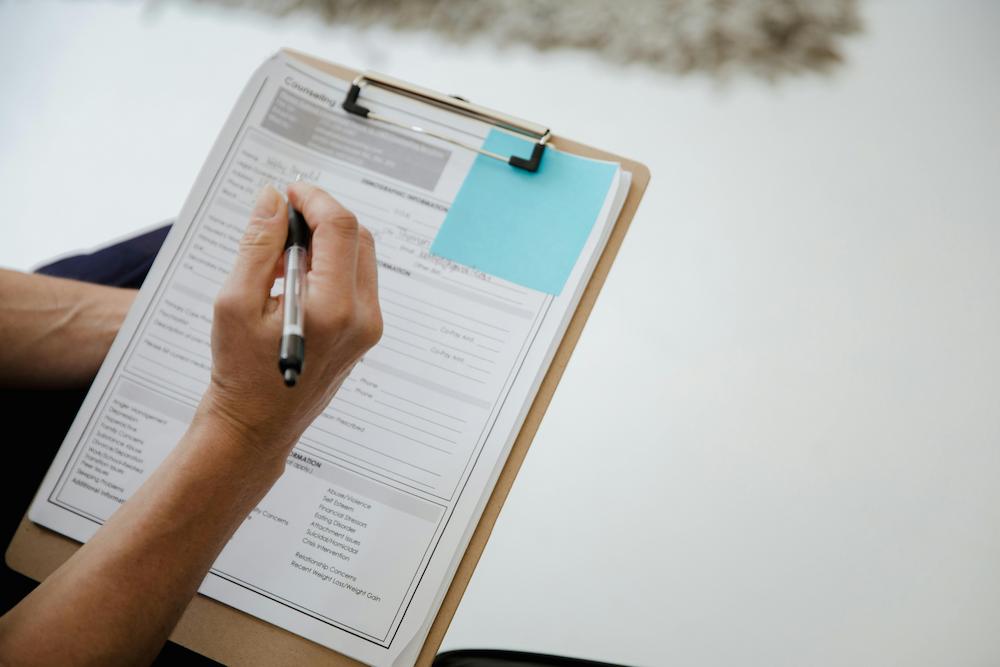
[34,223,173,289]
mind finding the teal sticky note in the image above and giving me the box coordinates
[431,129,618,295]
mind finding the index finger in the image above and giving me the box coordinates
[287,182,359,296]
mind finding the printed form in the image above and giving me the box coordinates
[29,52,629,666]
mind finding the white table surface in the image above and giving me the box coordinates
[2,2,999,665]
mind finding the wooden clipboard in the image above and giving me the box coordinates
[5,50,650,666]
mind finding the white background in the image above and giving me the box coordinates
[2,2,999,665]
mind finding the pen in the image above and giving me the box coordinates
[279,199,311,387]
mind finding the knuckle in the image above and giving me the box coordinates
[214,285,251,321]
[348,309,382,351]
[316,303,353,333]
[213,288,239,317]
[358,224,375,246]
[330,210,359,235]
[362,311,384,348]
[300,186,326,215]
[240,220,266,248]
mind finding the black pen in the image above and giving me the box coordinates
[279,199,310,387]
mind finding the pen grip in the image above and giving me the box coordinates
[282,245,307,338]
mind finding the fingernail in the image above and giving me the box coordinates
[252,184,280,219]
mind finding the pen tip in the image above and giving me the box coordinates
[283,369,298,387]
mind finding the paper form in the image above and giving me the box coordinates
[28,52,629,666]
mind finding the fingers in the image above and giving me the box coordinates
[272,253,286,283]
[356,226,378,302]
[287,182,359,297]
[222,185,287,315]
[285,182,382,348]
[355,226,384,347]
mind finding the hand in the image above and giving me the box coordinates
[0,188,378,665]
[196,182,383,465]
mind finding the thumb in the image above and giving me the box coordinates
[225,185,287,313]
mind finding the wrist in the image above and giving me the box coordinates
[190,387,294,478]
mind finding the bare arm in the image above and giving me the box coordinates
[0,268,136,388]
[0,183,382,665]
[0,407,284,665]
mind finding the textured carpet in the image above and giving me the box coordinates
[170,0,861,78]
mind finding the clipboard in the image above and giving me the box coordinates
[5,49,650,666]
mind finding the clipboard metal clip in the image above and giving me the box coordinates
[343,72,550,172]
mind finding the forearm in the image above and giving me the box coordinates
[0,268,136,388]
[0,403,288,665]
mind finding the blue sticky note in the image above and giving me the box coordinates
[431,129,617,295]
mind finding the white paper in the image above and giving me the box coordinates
[28,51,629,666]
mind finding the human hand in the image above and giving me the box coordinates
[196,182,382,465]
